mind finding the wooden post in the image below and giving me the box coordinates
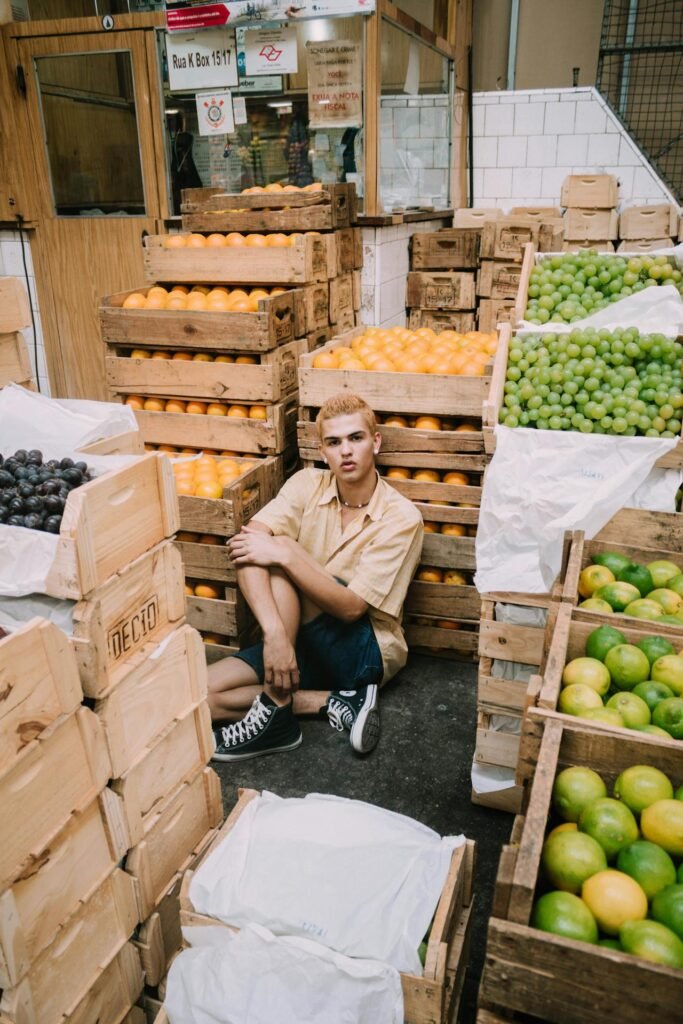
[363,12,381,216]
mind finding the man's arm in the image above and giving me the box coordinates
[228,527,368,622]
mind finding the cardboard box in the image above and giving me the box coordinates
[563,208,619,241]
[618,204,679,240]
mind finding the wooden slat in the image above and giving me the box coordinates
[0,332,32,388]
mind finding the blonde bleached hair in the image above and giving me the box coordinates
[316,393,377,439]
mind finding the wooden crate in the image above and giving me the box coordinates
[0,870,138,1024]
[560,174,618,209]
[186,586,253,638]
[295,281,330,333]
[0,618,82,773]
[1,452,179,602]
[134,827,217,988]
[482,308,683,468]
[476,261,522,300]
[99,287,300,353]
[143,233,330,285]
[510,207,563,219]
[411,229,482,270]
[563,240,615,253]
[619,204,678,240]
[333,226,363,273]
[0,278,31,334]
[133,396,297,456]
[405,617,479,659]
[406,271,476,310]
[94,624,207,778]
[405,579,481,623]
[111,701,214,847]
[0,332,32,390]
[481,711,683,1024]
[329,272,355,326]
[106,338,304,404]
[77,429,145,456]
[67,943,144,1024]
[126,766,223,920]
[563,208,618,241]
[298,411,487,459]
[616,238,674,253]
[177,454,280,537]
[0,707,111,892]
[408,309,477,333]
[298,327,492,419]
[178,788,476,1024]
[452,208,501,228]
[176,537,236,584]
[69,539,186,698]
[480,218,563,262]
[477,299,517,334]
[371,452,484,526]
[180,182,356,232]
[0,790,129,988]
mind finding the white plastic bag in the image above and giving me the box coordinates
[0,383,136,454]
[189,792,464,974]
[475,426,680,595]
[165,925,404,1024]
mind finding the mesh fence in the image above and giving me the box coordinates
[597,0,683,203]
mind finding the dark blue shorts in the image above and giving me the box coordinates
[233,612,383,691]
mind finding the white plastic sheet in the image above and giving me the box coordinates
[165,925,404,1024]
[189,792,464,974]
[0,593,75,636]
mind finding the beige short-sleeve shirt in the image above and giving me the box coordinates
[253,468,424,682]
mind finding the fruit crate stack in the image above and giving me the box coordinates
[477,710,683,1024]
[617,204,680,254]
[0,279,35,392]
[560,174,619,254]
[297,323,507,659]
[406,215,480,333]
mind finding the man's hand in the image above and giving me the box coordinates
[263,628,300,694]
[228,526,286,568]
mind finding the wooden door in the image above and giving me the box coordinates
[14,29,164,400]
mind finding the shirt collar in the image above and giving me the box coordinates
[318,469,386,521]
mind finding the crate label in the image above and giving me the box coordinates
[279,360,297,391]
[108,596,160,661]
[242,487,262,522]
[424,282,461,307]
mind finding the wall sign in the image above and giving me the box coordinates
[244,26,298,76]
[196,89,235,135]
[166,1,376,31]
[167,28,238,91]
[307,40,362,129]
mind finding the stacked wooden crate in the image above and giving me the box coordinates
[0,278,34,391]
[477,211,564,331]
[0,451,223,1019]
[297,324,507,659]
[406,224,480,332]
[561,174,619,253]
[617,203,679,253]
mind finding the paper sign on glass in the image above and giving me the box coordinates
[196,89,235,135]
[167,28,238,91]
[244,26,298,76]
[307,40,362,129]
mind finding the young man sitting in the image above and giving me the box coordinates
[208,393,424,761]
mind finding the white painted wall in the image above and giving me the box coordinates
[0,230,49,395]
[472,86,678,212]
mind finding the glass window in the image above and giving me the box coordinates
[380,19,452,213]
[34,51,146,216]
[392,0,435,31]
[157,16,364,215]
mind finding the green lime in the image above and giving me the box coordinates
[579,797,639,860]
[617,563,654,597]
[648,589,683,615]
[658,614,683,626]
[605,691,651,728]
[679,863,683,884]
[646,560,682,588]
[632,680,674,711]
[531,891,598,944]
[641,800,683,856]
[652,697,683,739]
[624,598,665,621]
[581,708,624,727]
[585,624,627,662]
[668,574,683,598]
[616,841,676,898]
[636,635,675,667]
[604,644,651,689]
[562,657,611,695]
[579,598,614,614]
[651,654,683,697]
[614,765,674,814]
[579,564,615,599]
[651,884,683,940]
[592,551,633,576]
[635,724,671,737]
[595,581,641,612]
[552,766,608,823]
[418,940,428,966]
[542,830,607,893]
[598,937,622,950]
[619,919,683,968]
[676,785,683,800]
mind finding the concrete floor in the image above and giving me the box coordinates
[213,652,514,1024]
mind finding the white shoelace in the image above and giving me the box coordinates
[327,696,354,732]
[221,697,272,745]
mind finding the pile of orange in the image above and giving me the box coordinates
[185,581,222,599]
[172,455,254,498]
[311,326,497,377]
[416,567,471,585]
[377,415,478,432]
[177,531,223,545]
[125,396,268,420]
[122,284,286,312]
[241,182,322,195]
[163,232,315,249]
[145,444,244,456]
[385,467,471,486]
[126,347,259,364]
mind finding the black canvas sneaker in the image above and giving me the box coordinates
[326,685,380,754]
[212,694,302,762]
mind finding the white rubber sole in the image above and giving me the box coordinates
[349,684,380,754]
[211,734,302,762]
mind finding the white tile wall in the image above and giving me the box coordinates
[0,230,50,395]
[380,95,451,209]
[472,86,678,211]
